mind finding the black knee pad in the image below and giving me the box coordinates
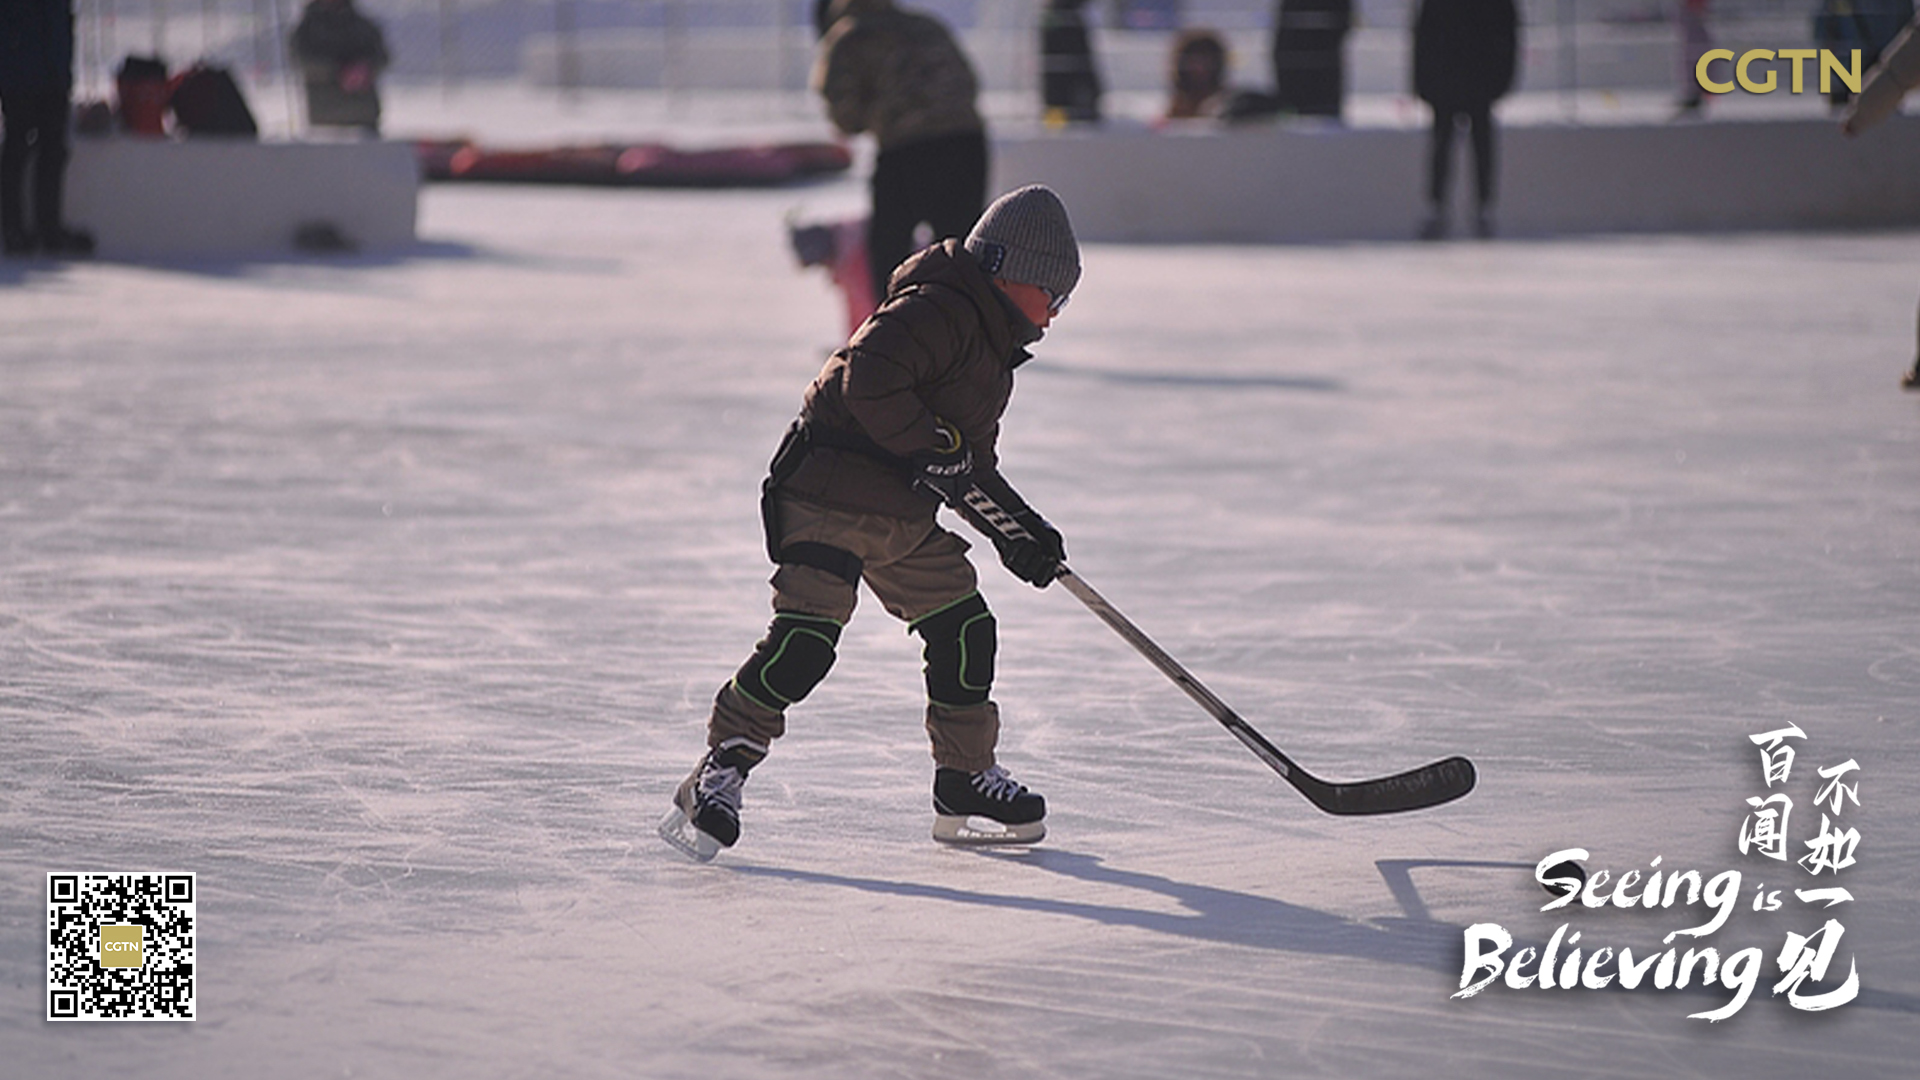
[732,612,842,713]
[911,593,996,707]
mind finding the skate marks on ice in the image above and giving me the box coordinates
[728,851,1920,1022]
[729,848,1459,973]
[16,239,492,284]
[657,805,723,863]
[1372,859,1920,1018]
[1026,361,1345,394]
[1374,858,1536,924]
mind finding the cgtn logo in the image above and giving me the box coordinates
[1695,49,1863,95]
[99,925,143,969]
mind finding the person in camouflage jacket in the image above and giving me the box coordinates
[814,0,989,305]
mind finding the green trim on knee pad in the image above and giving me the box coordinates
[732,612,842,713]
[910,592,995,708]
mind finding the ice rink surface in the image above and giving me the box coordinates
[3,165,1919,1077]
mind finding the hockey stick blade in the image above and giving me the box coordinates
[1285,753,1477,816]
[1057,570,1477,815]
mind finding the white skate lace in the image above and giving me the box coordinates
[692,737,763,814]
[972,765,1026,803]
[696,762,746,813]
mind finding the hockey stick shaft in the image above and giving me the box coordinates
[1057,571,1299,777]
[943,480,1472,813]
[1054,569,1476,815]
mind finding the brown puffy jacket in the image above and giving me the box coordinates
[782,239,1041,519]
[812,0,983,149]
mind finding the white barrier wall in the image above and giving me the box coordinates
[991,115,1920,242]
[514,20,1816,96]
[65,139,420,259]
[55,117,1920,256]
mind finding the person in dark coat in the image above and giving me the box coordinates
[290,0,390,133]
[1412,0,1519,239]
[1272,0,1353,119]
[1,0,94,256]
[1815,0,1916,106]
[1165,29,1230,119]
[1673,0,1714,115]
[1041,0,1103,124]
[814,0,988,309]
[1840,12,1920,387]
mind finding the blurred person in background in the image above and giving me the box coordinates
[814,0,988,308]
[1165,29,1230,119]
[1673,0,1714,117]
[1162,28,1294,124]
[291,0,390,134]
[1041,0,1104,125]
[1,0,94,256]
[1815,0,1915,107]
[1412,0,1519,239]
[1271,0,1354,120]
[1839,12,1920,387]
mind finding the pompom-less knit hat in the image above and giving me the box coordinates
[963,184,1081,302]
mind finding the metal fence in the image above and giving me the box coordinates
[73,0,1862,121]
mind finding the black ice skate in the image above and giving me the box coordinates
[658,737,766,862]
[932,765,1047,846]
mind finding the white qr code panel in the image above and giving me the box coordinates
[47,873,196,1021]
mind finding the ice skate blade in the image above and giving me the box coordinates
[657,806,723,862]
[932,814,1045,846]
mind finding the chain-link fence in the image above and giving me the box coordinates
[72,0,1885,131]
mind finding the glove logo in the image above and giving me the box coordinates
[962,489,1032,541]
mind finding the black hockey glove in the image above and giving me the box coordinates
[955,471,1067,589]
[992,514,1066,588]
[909,419,973,506]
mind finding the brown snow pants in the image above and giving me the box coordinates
[706,495,1001,772]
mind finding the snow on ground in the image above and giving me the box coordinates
[3,154,1919,1078]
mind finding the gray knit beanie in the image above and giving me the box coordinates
[964,184,1081,301]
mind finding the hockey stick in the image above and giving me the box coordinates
[944,478,1475,813]
[1054,571,1475,814]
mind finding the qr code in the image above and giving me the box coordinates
[47,872,196,1021]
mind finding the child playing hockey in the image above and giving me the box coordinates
[661,184,1081,860]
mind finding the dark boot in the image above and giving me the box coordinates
[38,226,94,257]
[658,737,767,860]
[932,764,1047,845]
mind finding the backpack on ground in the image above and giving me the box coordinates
[168,65,259,138]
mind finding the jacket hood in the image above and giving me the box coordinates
[891,240,1043,356]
